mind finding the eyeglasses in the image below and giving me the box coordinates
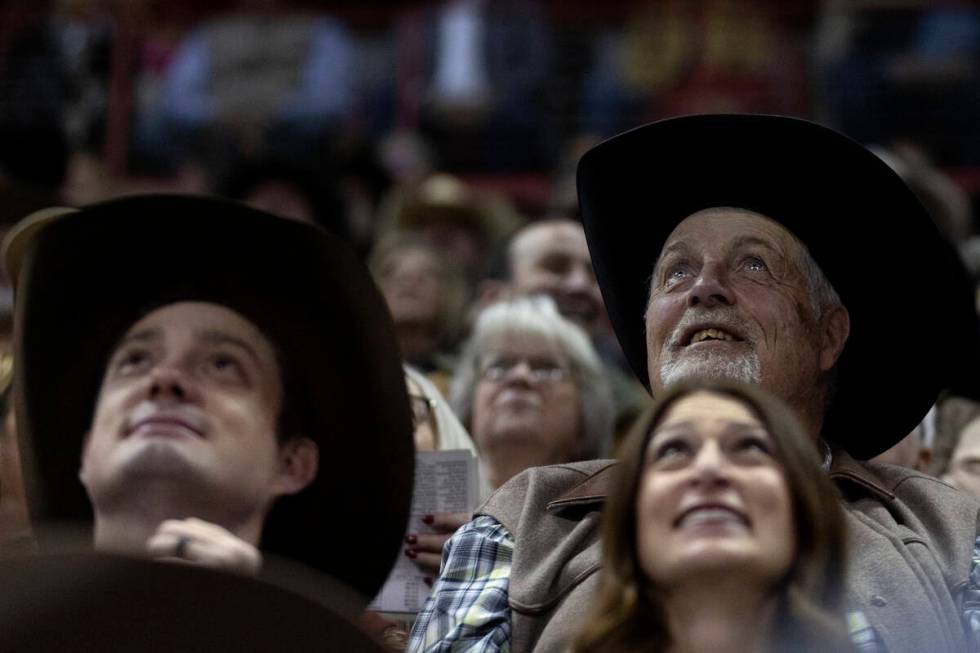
[409,393,437,429]
[479,356,572,384]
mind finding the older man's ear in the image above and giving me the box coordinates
[274,437,319,496]
[819,305,850,373]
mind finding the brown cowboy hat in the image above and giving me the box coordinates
[578,114,980,459]
[3,194,414,599]
[0,552,387,651]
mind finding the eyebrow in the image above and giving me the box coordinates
[197,330,262,364]
[651,241,693,278]
[653,235,783,273]
[115,327,162,348]
[648,420,769,442]
[730,235,782,256]
[112,328,263,365]
[657,240,693,262]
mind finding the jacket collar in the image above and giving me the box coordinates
[828,446,896,501]
[546,462,619,513]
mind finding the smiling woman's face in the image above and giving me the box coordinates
[635,391,794,590]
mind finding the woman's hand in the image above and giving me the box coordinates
[146,517,262,576]
[404,512,470,577]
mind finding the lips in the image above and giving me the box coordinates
[679,323,746,347]
[126,417,203,439]
[689,328,736,344]
[124,405,205,440]
[495,389,541,410]
[674,504,750,530]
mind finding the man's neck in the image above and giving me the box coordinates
[664,582,777,653]
[782,390,826,444]
[91,491,264,557]
[395,323,438,364]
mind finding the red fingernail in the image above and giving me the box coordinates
[424,576,433,586]
[405,549,417,559]
[422,515,434,525]
[405,534,417,545]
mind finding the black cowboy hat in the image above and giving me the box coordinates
[578,114,980,459]
[3,194,414,599]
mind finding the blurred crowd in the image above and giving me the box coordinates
[1,1,978,218]
[1,0,980,651]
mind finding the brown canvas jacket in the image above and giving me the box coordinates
[830,448,979,652]
[480,452,980,652]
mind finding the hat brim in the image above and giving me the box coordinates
[578,114,980,459]
[8,194,414,598]
[0,553,386,651]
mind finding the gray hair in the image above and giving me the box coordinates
[794,239,842,321]
[449,296,614,460]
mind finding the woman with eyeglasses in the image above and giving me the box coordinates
[401,297,615,580]
[450,296,615,491]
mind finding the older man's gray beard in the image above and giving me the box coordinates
[660,351,761,387]
[657,310,762,387]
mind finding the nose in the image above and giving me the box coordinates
[500,360,536,386]
[147,364,194,403]
[396,265,431,288]
[688,440,731,487]
[688,261,735,308]
[562,264,595,293]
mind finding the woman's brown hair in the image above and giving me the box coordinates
[573,380,850,652]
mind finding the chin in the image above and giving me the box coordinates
[658,548,782,586]
[490,418,541,441]
[492,401,542,420]
[117,440,202,479]
[660,355,761,387]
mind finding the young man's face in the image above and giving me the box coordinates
[80,301,305,521]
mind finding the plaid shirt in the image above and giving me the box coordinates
[966,536,980,651]
[407,516,513,652]
[409,517,980,652]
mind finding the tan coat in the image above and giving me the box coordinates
[480,453,979,652]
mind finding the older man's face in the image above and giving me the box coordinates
[645,209,835,415]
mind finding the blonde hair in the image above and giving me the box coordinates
[404,365,491,502]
